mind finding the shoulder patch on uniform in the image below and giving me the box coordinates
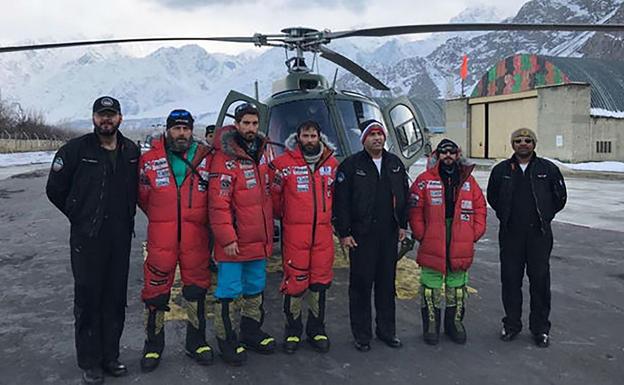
[51,156,64,172]
[336,171,345,184]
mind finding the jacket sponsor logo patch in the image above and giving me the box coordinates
[431,197,443,205]
[220,174,232,189]
[429,190,442,197]
[156,177,170,187]
[243,169,255,179]
[392,166,401,173]
[225,160,237,170]
[239,160,253,169]
[537,174,548,178]
[293,166,308,175]
[418,181,426,190]
[356,169,366,176]
[246,178,257,189]
[156,168,169,179]
[462,182,471,191]
[129,158,138,163]
[319,166,332,176]
[427,180,442,189]
[296,176,309,184]
[297,184,309,192]
[461,213,470,222]
[52,156,64,172]
[152,158,168,170]
[327,177,334,186]
[198,171,210,192]
[336,171,345,183]
[199,158,206,168]
[408,192,419,208]
[81,158,99,164]
[461,200,472,209]
[281,168,291,176]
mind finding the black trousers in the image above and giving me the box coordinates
[499,224,553,335]
[70,218,131,369]
[348,225,398,343]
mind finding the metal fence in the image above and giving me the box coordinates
[0,130,65,153]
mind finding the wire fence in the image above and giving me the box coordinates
[0,130,65,153]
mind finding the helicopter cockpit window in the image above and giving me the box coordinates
[268,100,341,156]
[336,100,384,152]
[389,104,423,159]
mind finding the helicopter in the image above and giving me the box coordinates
[2,22,624,168]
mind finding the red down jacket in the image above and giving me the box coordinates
[408,156,486,273]
[270,134,338,295]
[138,136,212,301]
[208,126,273,262]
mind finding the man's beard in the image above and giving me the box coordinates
[94,120,120,137]
[302,143,321,156]
[167,134,193,153]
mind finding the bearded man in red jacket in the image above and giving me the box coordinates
[270,120,338,354]
[409,139,486,345]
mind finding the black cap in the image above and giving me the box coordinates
[205,124,216,135]
[166,109,194,130]
[93,96,121,114]
[436,138,459,153]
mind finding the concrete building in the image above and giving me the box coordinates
[446,54,624,162]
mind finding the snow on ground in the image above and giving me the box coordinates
[547,158,624,173]
[0,151,55,168]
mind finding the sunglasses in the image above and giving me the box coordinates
[438,149,457,155]
[513,138,533,144]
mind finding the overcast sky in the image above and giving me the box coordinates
[0,0,530,55]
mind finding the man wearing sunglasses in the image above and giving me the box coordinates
[209,103,276,365]
[408,139,486,346]
[46,96,140,384]
[487,128,567,348]
[138,109,214,372]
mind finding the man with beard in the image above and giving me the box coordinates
[487,128,567,348]
[408,139,486,345]
[46,96,139,384]
[209,103,275,365]
[270,121,338,354]
[138,109,214,372]
[333,120,409,352]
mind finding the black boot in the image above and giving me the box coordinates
[183,286,214,366]
[444,286,467,344]
[214,298,247,366]
[421,287,441,345]
[306,287,330,353]
[140,306,166,373]
[240,293,276,354]
[283,294,303,354]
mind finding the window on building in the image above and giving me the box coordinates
[596,141,612,154]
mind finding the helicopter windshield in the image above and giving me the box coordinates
[268,99,341,156]
[336,99,384,152]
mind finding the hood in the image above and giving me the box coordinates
[284,132,337,152]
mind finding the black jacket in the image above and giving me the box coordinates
[333,149,409,238]
[487,154,567,232]
[46,131,140,238]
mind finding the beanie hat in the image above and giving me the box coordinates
[510,128,537,144]
[166,109,194,130]
[436,138,459,153]
[360,119,387,144]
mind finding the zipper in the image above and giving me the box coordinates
[255,163,271,254]
[309,165,318,248]
[188,175,194,209]
[529,166,545,233]
[177,188,182,243]
[321,176,326,212]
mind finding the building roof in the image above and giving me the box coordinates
[471,54,624,116]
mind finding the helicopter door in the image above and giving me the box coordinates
[216,90,268,132]
[382,97,428,165]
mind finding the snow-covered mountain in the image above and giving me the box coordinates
[1,0,623,126]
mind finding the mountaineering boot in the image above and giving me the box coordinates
[421,286,442,345]
[214,298,247,366]
[141,306,166,372]
[183,287,214,365]
[282,294,303,354]
[444,286,467,344]
[306,287,330,353]
[240,292,276,354]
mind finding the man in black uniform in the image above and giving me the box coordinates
[46,96,140,384]
[333,119,409,352]
[487,128,567,348]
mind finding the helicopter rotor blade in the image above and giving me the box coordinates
[318,45,389,91]
[0,35,286,54]
[327,22,624,39]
